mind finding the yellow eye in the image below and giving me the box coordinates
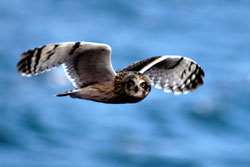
[128,80,135,86]
[140,82,146,88]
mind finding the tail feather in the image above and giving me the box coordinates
[56,89,80,97]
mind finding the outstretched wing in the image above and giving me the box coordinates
[17,42,116,88]
[117,55,204,94]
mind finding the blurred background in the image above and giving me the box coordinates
[0,0,250,166]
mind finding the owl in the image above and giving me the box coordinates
[17,42,205,104]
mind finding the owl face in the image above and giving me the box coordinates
[124,74,151,98]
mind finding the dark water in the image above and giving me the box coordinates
[1,0,250,166]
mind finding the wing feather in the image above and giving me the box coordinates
[118,55,204,94]
[17,42,116,88]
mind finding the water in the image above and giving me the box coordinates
[1,0,250,166]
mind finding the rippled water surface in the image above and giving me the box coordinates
[0,0,250,166]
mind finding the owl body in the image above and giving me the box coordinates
[57,71,151,104]
[17,42,204,104]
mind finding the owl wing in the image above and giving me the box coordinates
[117,56,204,94]
[17,42,116,88]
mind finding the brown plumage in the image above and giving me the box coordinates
[56,71,151,104]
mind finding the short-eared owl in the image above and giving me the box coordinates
[17,42,205,104]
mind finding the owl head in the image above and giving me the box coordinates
[124,73,151,98]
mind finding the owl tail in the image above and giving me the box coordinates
[56,89,80,97]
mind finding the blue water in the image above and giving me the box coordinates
[1,0,250,166]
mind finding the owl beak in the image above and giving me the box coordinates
[134,86,139,93]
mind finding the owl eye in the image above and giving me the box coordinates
[127,79,135,86]
[140,82,147,89]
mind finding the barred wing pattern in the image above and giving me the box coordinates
[17,42,116,88]
[118,56,204,94]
